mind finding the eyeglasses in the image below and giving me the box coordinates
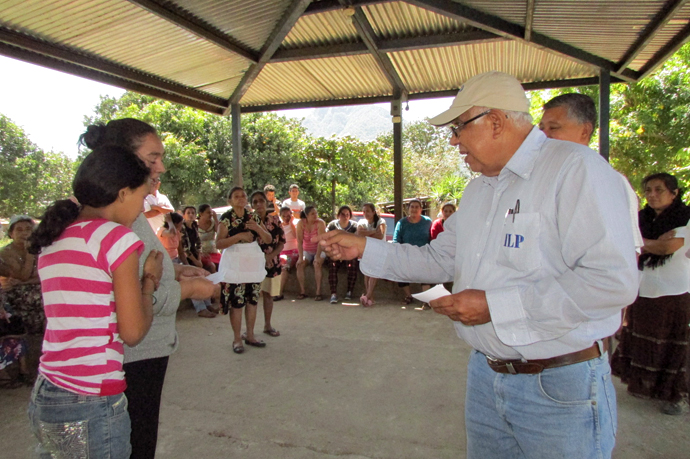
[448,110,491,138]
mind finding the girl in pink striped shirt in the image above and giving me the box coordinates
[27,145,163,459]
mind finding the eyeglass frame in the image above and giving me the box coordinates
[448,110,492,138]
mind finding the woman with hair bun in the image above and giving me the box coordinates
[27,145,163,458]
[612,172,690,416]
[78,118,217,459]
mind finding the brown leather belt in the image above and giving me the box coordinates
[485,341,608,375]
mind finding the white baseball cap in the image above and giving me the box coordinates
[428,71,530,126]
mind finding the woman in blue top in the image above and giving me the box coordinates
[393,199,432,307]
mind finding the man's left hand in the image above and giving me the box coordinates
[174,264,208,280]
[429,289,491,325]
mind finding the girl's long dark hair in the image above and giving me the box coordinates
[28,145,150,254]
[362,203,379,226]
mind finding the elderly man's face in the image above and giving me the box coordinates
[449,107,498,176]
[539,106,592,146]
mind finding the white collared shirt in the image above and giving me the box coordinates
[360,127,638,359]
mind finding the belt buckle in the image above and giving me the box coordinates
[505,362,517,375]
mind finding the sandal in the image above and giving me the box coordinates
[233,342,244,354]
[360,295,373,307]
[264,328,280,337]
[244,339,266,348]
[402,296,413,305]
[314,295,323,301]
[296,293,308,300]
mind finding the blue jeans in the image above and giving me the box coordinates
[466,349,617,459]
[192,298,212,313]
[28,374,132,459]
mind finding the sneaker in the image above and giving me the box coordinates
[661,401,683,415]
[345,291,352,300]
[330,294,338,304]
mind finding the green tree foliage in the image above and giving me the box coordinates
[376,119,471,204]
[85,93,390,219]
[0,114,75,218]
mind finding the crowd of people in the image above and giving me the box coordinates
[0,70,688,458]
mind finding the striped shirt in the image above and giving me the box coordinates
[37,219,143,396]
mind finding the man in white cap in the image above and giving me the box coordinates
[319,71,638,458]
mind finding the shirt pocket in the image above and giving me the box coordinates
[497,212,541,273]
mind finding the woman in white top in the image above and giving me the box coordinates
[277,206,298,301]
[612,173,690,416]
[356,203,386,307]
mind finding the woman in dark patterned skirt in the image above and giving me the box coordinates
[250,190,285,337]
[216,187,272,354]
[612,173,690,415]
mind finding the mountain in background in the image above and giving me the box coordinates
[298,105,393,141]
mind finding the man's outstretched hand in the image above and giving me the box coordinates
[317,230,367,261]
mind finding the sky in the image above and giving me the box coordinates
[0,56,451,159]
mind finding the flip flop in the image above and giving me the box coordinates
[233,343,244,354]
[245,339,266,348]
[264,328,280,337]
[314,295,324,301]
[296,293,307,300]
[402,296,413,305]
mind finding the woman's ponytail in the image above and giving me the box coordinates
[28,200,81,255]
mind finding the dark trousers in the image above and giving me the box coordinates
[123,356,170,459]
[329,259,358,294]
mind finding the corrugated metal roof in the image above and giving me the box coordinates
[285,9,360,48]
[1,0,687,112]
[172,0,290,51]
[364,2,478,38]
[391,40,594,94]
[532,0,669,64]
[243,54,392,105]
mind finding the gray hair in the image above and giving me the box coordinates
[543,93,597,129]
[475,106,533,128]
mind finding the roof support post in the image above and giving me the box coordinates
[598,69,610,161]
[392,99,404,224]
[231,104,243,187]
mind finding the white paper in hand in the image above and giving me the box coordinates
[411,284,452,303]
[205,272,225,284]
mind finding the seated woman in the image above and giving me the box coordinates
[430,202,456,240]
[296,206,326,300]
[157,212,184,263]
[393,199,432,308]
[180,206,217,318]
[356,203,387,307]
[326,206,358,304]
[277,206,298,301]
[0,257,31,388]
[197,204,221,273]
[0,215,45,335]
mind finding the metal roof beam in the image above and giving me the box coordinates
[638,20,690,78]
[0,42,225,114]
[304,0,386,15]
[406,0,641,82]
[616,0,689,73]
[271,30,501,62]
[348,6,408,99]
[226,0,313,112]
[125,0,259,63]
[241,76,620,112]
[524,0,535,42]
[0,27,227,108]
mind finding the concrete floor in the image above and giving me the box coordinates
[2,296,689,458]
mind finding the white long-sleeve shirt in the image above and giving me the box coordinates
[360,127,639,360]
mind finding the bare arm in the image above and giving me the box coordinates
[215,222,253,250]
[112,251,163,346]
[642,237,684,255]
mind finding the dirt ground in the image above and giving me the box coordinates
[2,296,689,458]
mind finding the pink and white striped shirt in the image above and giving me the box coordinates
[37,219,143,396]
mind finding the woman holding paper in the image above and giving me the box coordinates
[217,187,272,354]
